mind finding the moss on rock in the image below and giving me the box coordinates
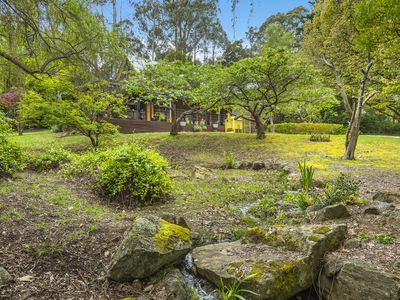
[154,219,191,252]
[243,227,267,244]
[313,226,331,235]
[308,235,321,242]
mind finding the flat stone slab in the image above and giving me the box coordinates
[192,224,347,300]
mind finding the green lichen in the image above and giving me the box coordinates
[312,226,331,235]
[267,259,307,295]
[243,227,267,244]
[226,261,245,275]
[154,219,191,252]
[249,263,264,281]
[307,235,321,242]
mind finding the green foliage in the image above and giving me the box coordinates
[224,150,236,169]
[25,77,125,147]
[64,145,173,203]
[294,192,315,210]
[298,160,314,191]
[270,123,346,135]
[360,109,400,135]
[371,233,396,245]
[0,112,25,178]
[28,148,73,171]
[310,134,331,142]
[0,139,25,178]
[216,273,259,300]
[358,232,396,245]
[320,173,360,206]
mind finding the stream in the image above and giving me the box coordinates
[181,253,218,300]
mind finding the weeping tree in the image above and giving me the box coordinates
[210,47,332,139]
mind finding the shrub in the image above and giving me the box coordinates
[224,150,236,169]
[294,192,315,210]
[310,134,331,142]
[268,123,346,135]
[0,139,25,178]
[319,173,360,206]
[29,148,73,171]
[63,144,173,203]
[298,160,314,191]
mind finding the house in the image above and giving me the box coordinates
[111,99,227,133]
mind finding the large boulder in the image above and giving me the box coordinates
[107,215,192,282]
[0,267,12,285]
[192,224,347,300]
[319,254,400,300]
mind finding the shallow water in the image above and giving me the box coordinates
[181,253,218,300]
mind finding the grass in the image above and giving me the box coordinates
[11,131,400,173]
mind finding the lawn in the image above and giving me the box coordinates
[10,131,400,173]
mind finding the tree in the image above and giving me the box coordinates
[22,76,125,147]
[302,0,384,160]
[355,0,400,122]
[220,40,251,66]
[210,48,330,139]
[125,60,220,136]
[132,0,226,61]
[247,6,310,53]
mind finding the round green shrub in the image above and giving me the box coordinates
[0,139,25,178]
[96,145,173,202]
[29,148,73,171]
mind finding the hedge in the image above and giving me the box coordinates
[268,123,346,135]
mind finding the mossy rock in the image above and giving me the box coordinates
[107,215,192,282]
[192,224,347,300]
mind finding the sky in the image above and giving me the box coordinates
[98,0,311,41]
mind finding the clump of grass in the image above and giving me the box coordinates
[216,272,259,300]
[298,160,314,191]
[224,150,236,169]
[310,134,331,142]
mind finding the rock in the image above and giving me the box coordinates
[234,161,252,169]
[252,161,266,171]
[319,255,400,300]
[0,267,12,285]
[373,192,400,204]
[343,238,361,249]
[107,215,192,282]
[150,268,193,300]
[364,201,395,215]
[192,224,347,300]
[192,165,214,180]
[306,204,323,213]
[315,204,350,221]
[161,213,190,229]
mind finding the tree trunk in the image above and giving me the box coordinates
[112,0,117,32]
[170,113,184,136]
[344,100,362,160]
[254,115,266,139]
